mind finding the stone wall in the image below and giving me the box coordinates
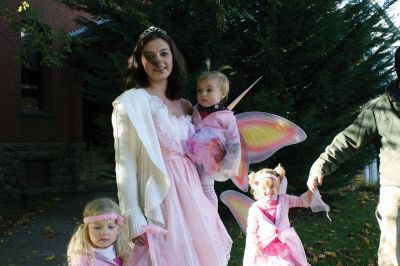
[0,143,91,203]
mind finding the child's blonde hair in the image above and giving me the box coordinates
[197,71,230,102]
[248,164,286,200]
[67,198,131,264]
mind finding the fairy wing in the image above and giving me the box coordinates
[220,190,254,233]
[236,112,307,163]
[230,133,249,192]
[230,112,306,191]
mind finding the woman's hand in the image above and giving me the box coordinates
[132,234,148,246]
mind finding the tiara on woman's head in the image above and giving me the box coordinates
[139,26,167,40]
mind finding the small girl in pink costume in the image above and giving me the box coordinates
[243,164,312,266]
[186,70,241,209]
[67,198,132,266]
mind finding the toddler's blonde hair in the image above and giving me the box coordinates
[67,198,131,265]
[197,71,230,102]
[248,164,286,200]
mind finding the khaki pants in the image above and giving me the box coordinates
[376,186,400,266]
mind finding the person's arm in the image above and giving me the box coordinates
[286,193,310,208]
[112,102,148,239]
[308,105,377,191]
[306,190,313,203]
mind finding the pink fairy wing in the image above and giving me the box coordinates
[220,190,254,233]
[230,133,249,192]
[236,112,307,163]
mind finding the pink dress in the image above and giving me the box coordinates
[243,194,310,266]
[186,107,241,208]
[132,93,232,266]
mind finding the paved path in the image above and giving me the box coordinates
[0,185,118,266]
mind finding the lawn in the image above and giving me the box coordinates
[223,185,380,266]
[0,183,379,265]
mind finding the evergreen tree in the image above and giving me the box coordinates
[62,0,399,186]
[228,0,400,185]
[62,0,248,153]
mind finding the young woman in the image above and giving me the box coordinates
[112,26,232,266]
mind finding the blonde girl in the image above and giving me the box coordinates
[243,164,312,266]
[67,198,131,266]
[187,70,241,209]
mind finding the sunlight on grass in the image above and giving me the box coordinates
[224,186,379,266]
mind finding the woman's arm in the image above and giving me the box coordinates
[112,102,148,239]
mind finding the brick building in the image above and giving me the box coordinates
[0,0,102,202]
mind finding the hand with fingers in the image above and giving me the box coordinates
[307,173,323,193]
[132,234,148,246]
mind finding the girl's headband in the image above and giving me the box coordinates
[255,173,280,184]
[83,213,124,225]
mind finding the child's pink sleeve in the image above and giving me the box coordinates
[286,194,309,209]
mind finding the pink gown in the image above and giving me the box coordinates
[132,93,232,266]
[243,194,310,266]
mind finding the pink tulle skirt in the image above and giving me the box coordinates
[132,152,232,266]
[259,240,298,265]
[186,133,225,180]
[251,237,306,266]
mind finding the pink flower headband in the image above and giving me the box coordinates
[83,213,124,225]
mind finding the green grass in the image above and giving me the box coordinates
[223,186,380,266]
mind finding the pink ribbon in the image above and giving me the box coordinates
[255,173,280,184]
[83,213,124,225]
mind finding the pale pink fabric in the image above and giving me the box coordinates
[243,194,311,266]
[187,108,241,183]
[145,224,170,266]
[131,94,232,266]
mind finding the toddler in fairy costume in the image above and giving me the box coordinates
[243,164,312,266]
[187,70,241,209]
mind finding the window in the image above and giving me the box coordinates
[20,28,52,112]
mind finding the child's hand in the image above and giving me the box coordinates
[132,234,148,246]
